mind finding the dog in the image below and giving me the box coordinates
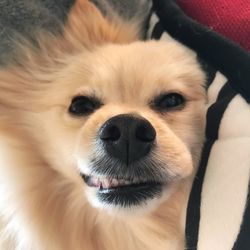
[0,1,206,249]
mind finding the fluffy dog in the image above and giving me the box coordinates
[0,1,206,249]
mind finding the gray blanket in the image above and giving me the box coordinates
[0,0,151,66]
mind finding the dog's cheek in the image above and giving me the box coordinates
[167,102,206,167]
[155,130,193,178]
[159,102,205,148]
[138,112,194,178]
[28,108,83,180]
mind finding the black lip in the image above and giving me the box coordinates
[95,181,163,207]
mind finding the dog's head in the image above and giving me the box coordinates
[0,1,206,217]
[5,41,205,215]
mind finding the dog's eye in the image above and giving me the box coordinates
[153,93,185,111]
[69,96,101,116]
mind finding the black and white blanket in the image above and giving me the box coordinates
[148,1,250,249]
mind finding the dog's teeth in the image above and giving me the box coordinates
[119,179,125,185]
[111,179,119,187]
[102,178,111,189]
[92,177,99,186]
[87,176,147,189]
[97,178,102,188]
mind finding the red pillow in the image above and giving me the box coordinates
[177,0,250,51]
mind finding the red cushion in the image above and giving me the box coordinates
[177,0,250,51]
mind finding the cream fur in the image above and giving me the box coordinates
[0,1,206,249]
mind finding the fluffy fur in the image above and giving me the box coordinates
[0,1,206,249]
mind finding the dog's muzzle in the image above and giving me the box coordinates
[81,114,168,207]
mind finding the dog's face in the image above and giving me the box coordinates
[9,40,206,215]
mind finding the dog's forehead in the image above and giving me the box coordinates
[67,40,204,102]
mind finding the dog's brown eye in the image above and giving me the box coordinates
[153,93,185,111]
[69,96,101,116]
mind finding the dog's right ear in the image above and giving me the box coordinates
[64,0,140,48]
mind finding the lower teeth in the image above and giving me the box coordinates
[89,176,133,189]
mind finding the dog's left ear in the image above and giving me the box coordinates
[64,0,140,48]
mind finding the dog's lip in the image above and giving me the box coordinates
[81,174,166,207]
[96,181,164,207]
[81,174,164,190]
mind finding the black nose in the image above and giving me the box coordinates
[99,114,156,165]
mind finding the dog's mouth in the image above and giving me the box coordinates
[82,174,164,207]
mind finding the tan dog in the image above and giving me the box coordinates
[0,1,206,249]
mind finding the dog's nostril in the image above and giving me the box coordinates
[136,123,156,143]
[100,125,121,141]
